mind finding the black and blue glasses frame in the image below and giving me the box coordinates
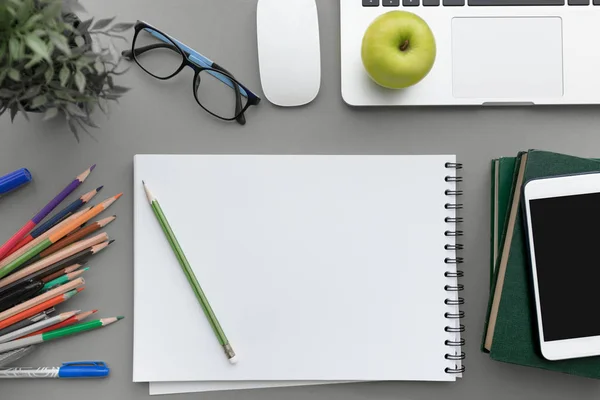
[122,21,261,125]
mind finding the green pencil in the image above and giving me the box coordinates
[42,268,89,292]
[142,181,237,364]
[0,317,123,353]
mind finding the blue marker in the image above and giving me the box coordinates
[0,361,110,379]
[0,168,32,196]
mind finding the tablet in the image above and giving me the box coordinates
[523,173,600,361]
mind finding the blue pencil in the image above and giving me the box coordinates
[18,186,103,246]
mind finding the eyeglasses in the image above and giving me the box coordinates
[122,21,260,125]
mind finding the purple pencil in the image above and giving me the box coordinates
[0,165,95,261]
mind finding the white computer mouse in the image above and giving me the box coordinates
[257,0,321,107]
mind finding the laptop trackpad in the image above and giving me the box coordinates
[452,17,563,99]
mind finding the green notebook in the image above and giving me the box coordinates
[483,150,600,379]
[490,157,518,287]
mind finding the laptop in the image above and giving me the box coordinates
[340,0,600,106]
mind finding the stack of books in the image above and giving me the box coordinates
[482,149,600,378]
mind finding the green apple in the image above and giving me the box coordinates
[361,11,436,89]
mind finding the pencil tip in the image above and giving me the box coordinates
[83,267,90,271]
[90,164,96,172]
[115,193,123,200]
[92,309,98,313]
[117,316,125,320]
[142,180,145,185]
[108,239,115,245]
[76,287,85,293]
[97,185,104,192]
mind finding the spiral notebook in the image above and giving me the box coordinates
[133,155,465,393]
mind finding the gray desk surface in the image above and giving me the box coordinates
[2,0,600,398]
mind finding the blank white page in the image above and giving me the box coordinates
[133,155,458,382]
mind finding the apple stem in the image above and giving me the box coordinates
[400,40,410,52]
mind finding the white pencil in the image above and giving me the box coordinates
[0,311,79,344]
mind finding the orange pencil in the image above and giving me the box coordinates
[0,278,84,322]
[24,309,98,337]
[0,288,83,331]
[36,216,116,260]
[0,194,121,279]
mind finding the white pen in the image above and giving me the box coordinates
[0,361,110,379]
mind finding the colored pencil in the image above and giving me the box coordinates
[9,186,103,254]
[41,264,83,284]
[31,216,116,263]
[0,194,121,279]
[0,262,85,300]
[0,309,52,337]
[0,310,79,343]
[143,181,236,363]
[0,288,82,331]
[0,317,123,353]
[0,243,104,295]
[0,278,84,322]
[0,165,95,261]
[42,268,88,292]
[25,309,97,337]
[0,233,107,290]
[0,247,96,296]
[0,281,43,313]
[0,207,91,271]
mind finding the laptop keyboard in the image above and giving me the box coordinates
[364,0,598,6]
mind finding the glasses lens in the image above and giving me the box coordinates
[195,70,248,120]
[133,28,183,79]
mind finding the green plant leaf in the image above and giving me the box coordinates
[20,86,41,100]
[0,89,15,98]
[74,70,86,93]
[9,103,18,122]
[66,103,87,117]
[92,17,115,30]
[42,1,63,20]
[24,55,44,69]
[16,101,29,121]
[0,70,7,86]
[31,29,48,37]
[25,35,50,61]
[48,32,71,56]
[23,14,43,30]
[110,85,130,94]
[30,95,47,109]
[43,107,59,121]
[44,67,54,84]
[74,35,85,47]
[77,18,93,33]
[8,37,19,60]
[67,117,80,141]
[59,65,70,86]
[8,69,20,81]
[109,22,134,32]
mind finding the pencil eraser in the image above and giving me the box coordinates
[229,355,238,365]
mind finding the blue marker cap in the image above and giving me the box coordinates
[58,361,110,378]
[0,168,32,196]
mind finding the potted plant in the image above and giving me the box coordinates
[0,0,133,139]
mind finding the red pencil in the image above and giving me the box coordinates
[24,309,97,337]
[0,166,95,261]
